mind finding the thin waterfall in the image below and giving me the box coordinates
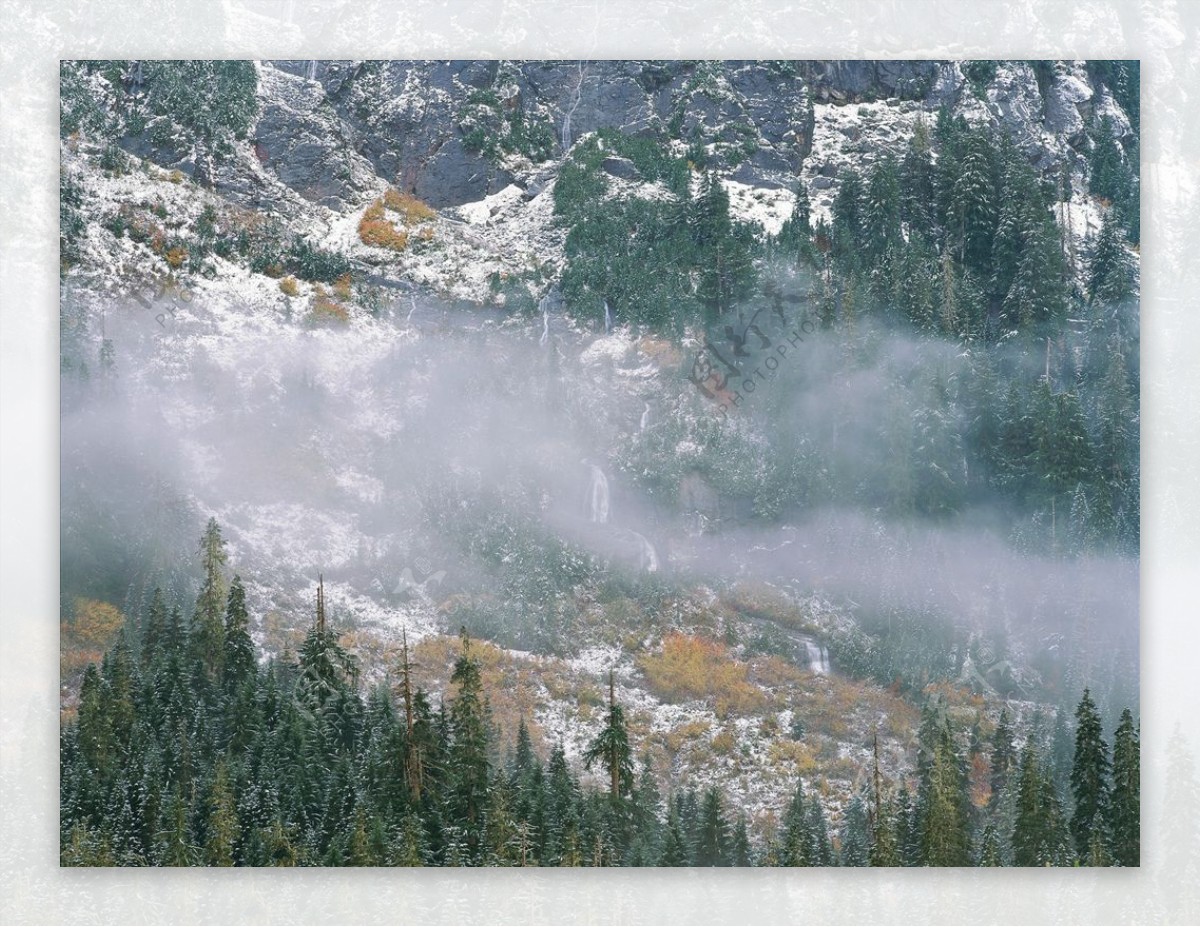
[629,531,659,572]
[804,639,831,674]
[587,464,610,525]
[562,61,585,152]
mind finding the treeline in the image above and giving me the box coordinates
[61,520,1138,867]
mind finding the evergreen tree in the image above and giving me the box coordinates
[630,754,663,859]
[1070,688,1112,861]
[222,575,256,691]
[807,797,833,866]
[779,779,810,866]
[899,118,936,237]
[894,784,921,866]
[582,671,634,800]
[397,631,431,803]
[156,783,194,866]
[730,813,752,868]
[484,773,519,865]
[830,168,865,271]
[694,786,731,866]
[512,717,536,782]
[869,731,901,866]
[1012,740,1072,865]
[1050,708,1074,799]
[862,157,902,263]
[990,707,1016,802]
[890,233,938,329]
[393,810,429,866]
[1093,340,1136,544]
[1088,116,1132,206]
[840,792,871,866]
[948,129,998,277]
[294,578,357,720]
[1088,214,1137,306]
[991,137,1040,301]
[977,820,1003,866]
[692,171,755,317]
[141,586,168,669]
[1001,215,1067,327]
[776,183,814,265]
[203,760,239,866]
[1107,708,1139,866]
[658,802,690,866]
[1030,379,1094,514]
[448,629,491,857]
[917,704,971,866]
[869,795,901,866]
[190,518,228,681]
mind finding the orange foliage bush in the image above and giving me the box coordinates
[749,654,807,688]
[382,188,437,223]
[664,718,712,754]
[358,189,436,251]
[639,633,767,717]
[711,725,738,756]
[165,246,188,268]
[358,203,409,251]
[278,275,300,297]
[71,598,125,648]
[309,284,349,325]
[768,739,818,774]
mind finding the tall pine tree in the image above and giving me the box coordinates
[1070,688,1112,862]
[1107,708,1139,866]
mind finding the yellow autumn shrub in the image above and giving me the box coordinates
[358,206,409,251]
[382,188,437,223]
[358,189,436,251]
[309,284,349,324]
[768,739,818,774]
[639,633,767,717]
[72,598,125,648]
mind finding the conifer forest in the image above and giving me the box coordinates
[60,59,1139,866]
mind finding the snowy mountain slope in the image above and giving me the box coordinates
[58,58,1139,827]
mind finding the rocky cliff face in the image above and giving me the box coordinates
[75,58,1134,302]
[239,59,1126,212]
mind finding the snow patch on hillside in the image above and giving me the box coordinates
[803,100,925,226]
[723,179,796,235]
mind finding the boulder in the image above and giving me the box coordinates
[601,155,642,181]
